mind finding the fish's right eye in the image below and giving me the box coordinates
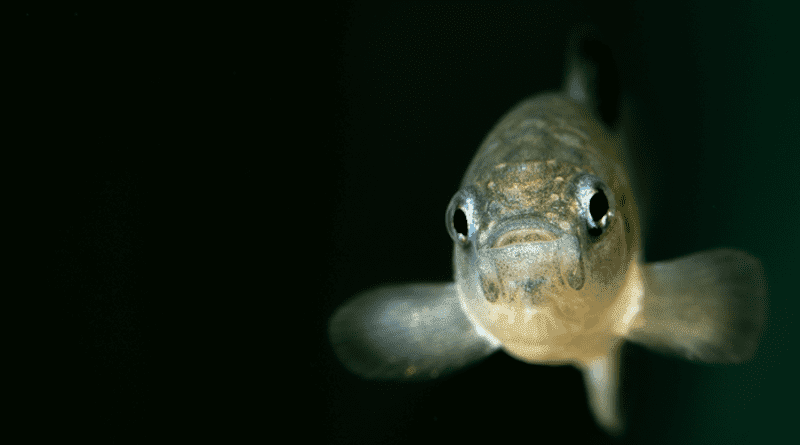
[446,191,476,246]
[453,208,468,239]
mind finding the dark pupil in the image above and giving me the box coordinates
[589,190,609,221]
[454,208,468,238]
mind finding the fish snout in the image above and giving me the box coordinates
[476,228,583,305]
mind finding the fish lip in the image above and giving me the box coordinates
[481,217,566,249]
[493,228,560,248]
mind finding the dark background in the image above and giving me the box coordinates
[18,1,797,443]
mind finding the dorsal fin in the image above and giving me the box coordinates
[563,24,621,129]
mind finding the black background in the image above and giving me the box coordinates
[17,1,798,443]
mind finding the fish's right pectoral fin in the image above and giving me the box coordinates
[328,283,501,380]
[627,249,767,363]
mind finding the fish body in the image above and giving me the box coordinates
[328,30,766,434]
[451,93,639,368]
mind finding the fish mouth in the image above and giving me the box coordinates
[475,218,585,298]
[492,228,559,248]
[483,218,564,250]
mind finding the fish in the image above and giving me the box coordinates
[327,27,767,434]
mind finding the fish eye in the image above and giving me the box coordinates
[587,190,609,236]
[576,176,613,237]
[590,189,609,222]
[446,190,477,245]
[453,208,468,239]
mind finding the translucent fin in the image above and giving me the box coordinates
[579,345,624,436]
[627,249,767,363]
[563,24,620,129]
[564,24,598,108]
[328,283,501,380]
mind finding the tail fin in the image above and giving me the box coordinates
[626,249,767,363]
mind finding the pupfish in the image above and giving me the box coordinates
[328,29,766,434]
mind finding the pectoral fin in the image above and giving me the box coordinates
[328,283,501,380]
[626,249,767,363]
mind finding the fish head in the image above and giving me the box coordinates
[447,157,634,363]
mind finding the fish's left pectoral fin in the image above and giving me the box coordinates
[580,347,624,435]
[627,249,768,363]
[328,283,501,380]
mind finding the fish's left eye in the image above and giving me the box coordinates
[576,176,613,237]
[588,190,609,236]
[590,189,609,222]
